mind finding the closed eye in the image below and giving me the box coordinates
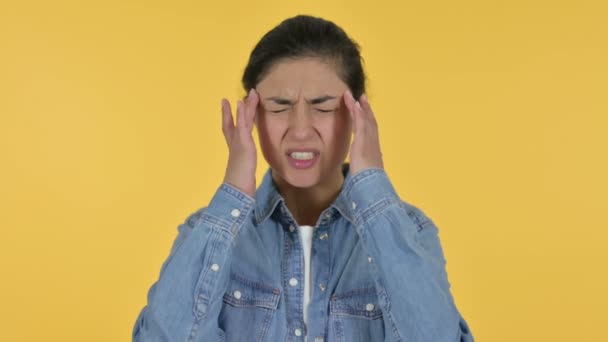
[269,108,335,113]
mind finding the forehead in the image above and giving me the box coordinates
[256,57,347,97]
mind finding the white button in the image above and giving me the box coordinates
[289,225,295,232]
[368,256,373,263]
[315,337,324,342]
[211,263,220,271]
[319,232,328,240]
[324,212,332,219]
[351,201,357,210]
[289,278,298,287]
[319,283,326,291]
[231,209,240,217]
[233,290,242,299]
[366,303,375,311]
[294,328,302,336]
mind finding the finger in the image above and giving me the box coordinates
[358,94,370,115]
[236,100,246,134]
[343,89,356,111]
[343,90,358,133]
[244,88,259,129]
[359,94,377,127]
[354,100,367,133]
[221,98,234,145]
[347,92,366,133]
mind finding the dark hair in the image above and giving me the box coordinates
[242,15,366,98]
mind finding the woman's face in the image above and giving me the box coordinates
[255,57,352,189]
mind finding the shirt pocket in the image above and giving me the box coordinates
[219,272,282,342]
[329,287,385,342]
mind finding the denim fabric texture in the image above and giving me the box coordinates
[132,164,474,342]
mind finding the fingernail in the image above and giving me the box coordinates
[361,94,368,102]
[355,101,362,110]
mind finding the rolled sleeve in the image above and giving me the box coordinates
[342,168,475,341]
[132,182,255,341]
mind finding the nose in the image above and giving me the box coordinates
[288,105,314,140]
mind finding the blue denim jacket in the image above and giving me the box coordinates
[133,164,474,341]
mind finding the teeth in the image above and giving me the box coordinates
[290,152,315,160]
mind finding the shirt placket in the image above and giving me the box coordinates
[306,209,333,342]
[281,206,307,341]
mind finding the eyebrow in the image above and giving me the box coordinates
[264,95,338,105]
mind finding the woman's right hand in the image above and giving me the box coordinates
[221,88,259,198]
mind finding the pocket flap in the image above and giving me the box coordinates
[330,287,383,319]
[223,272,281,310]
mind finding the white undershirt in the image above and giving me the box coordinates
[298,225,315,338]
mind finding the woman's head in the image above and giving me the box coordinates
[242,15,366,99]
[243,15,366,190]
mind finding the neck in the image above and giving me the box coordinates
[272,167,344,226]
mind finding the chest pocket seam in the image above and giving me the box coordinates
[222,272,282,310]
[330,286,383,320]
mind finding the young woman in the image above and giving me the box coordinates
[133,15,474,342]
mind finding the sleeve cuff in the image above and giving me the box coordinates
[200,182,255,237]
[343,168,401,222]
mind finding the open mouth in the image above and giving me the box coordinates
[286,150,319,169]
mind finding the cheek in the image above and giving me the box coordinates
[257,116,286,154]
[330,111,352,140]
[319,115,352,151]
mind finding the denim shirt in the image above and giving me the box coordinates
[132,164,474,342]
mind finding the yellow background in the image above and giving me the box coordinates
[1,0,606,340]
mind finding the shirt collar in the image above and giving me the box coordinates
[253,169,284,225]
[253,163,356,226]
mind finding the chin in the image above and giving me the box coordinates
[284,172,320,188]
[272,163,322,189]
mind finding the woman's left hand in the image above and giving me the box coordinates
[343,90,384,176]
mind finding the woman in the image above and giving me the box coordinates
[133,15,474,342]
